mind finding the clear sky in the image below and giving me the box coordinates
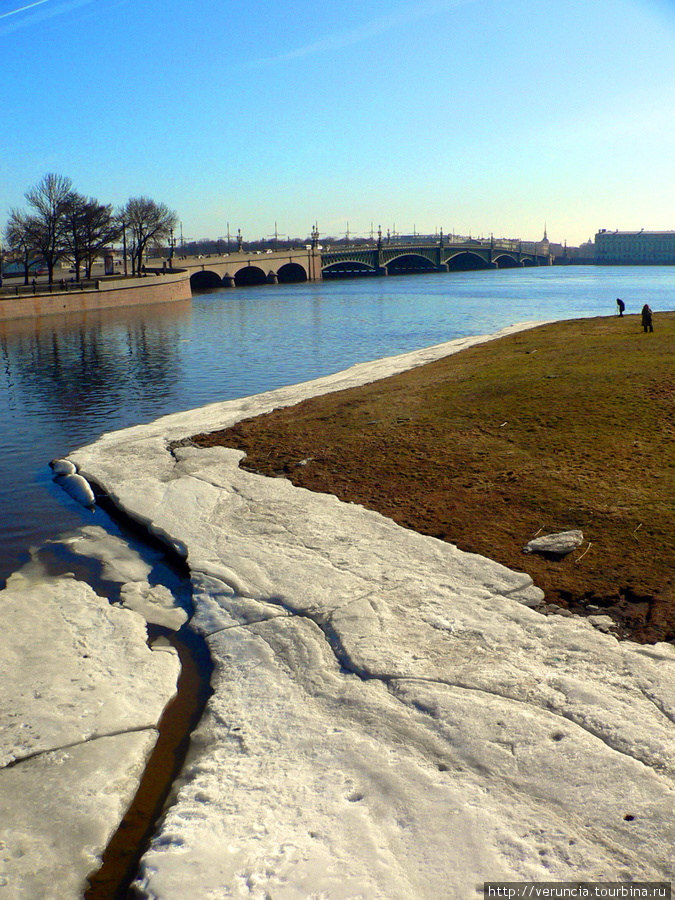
[2,0,675,246]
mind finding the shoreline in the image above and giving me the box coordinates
[0,321,544,898]
[199,311,675,644]
[67,317,675,896]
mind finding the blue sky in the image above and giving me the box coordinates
[2,0,674,246]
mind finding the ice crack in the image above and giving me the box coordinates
[390,675,669,775]
[233,592,673,778]
[3,725,158,770]
[636,684,675,727]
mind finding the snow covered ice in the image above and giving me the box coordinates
[68,325,675,897]
[0,557,180,899]
[8,324,675,899]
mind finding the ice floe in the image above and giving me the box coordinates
[54,472,96,509]
[30,325,675,896]
[0,558,180,898]
[55,524,190,629]
[50,458,77,476]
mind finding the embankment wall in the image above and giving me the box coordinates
[0,270,192,321]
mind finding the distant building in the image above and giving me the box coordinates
[595,229,675,265]
[556,240,595,265]
[536,226,550,258]
[520,229,569,262]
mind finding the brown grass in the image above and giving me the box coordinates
[193,313,675,643]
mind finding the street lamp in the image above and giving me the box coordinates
[121,220,128,277]
[168,227,176,265]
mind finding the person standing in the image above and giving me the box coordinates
[641,304,653,332]
[616,298,625,317]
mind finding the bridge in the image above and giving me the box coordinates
[322,238,550,277]
[176,238,551,291]
[177,247,322,291]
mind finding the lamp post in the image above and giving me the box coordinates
[168,227,176,266]
[121,220,128,277]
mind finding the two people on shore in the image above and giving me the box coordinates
[616,298,654,332]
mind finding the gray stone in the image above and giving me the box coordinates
[588,614,616,632]
[523,530,584,557]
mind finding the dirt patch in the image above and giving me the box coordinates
[193,314,675,644]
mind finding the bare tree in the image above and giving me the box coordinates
[25,173,74,284]
[4,209,40,285]
[81,201,121,279]
[120,197,178,276]
[62,194,88,282]
[63,194,121,281]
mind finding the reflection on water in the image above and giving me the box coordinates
[1,267,674,584]
[0,301,191,427]
[0,302,192,581]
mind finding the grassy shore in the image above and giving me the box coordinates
[194,312,675,644]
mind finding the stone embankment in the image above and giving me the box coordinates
[0,269,192,321]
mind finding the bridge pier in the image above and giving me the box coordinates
[377,266,388,276]
[266,271,278,284]
[222,274,235,288]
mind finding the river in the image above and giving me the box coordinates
[1,265,673,584]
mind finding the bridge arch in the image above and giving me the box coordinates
[493,254,521,269]
[520,257,536,267]
[277,262,307,283]
[190,269,224,291]
[446,251,492,271]
[323,261,377,278]
[234,266,267,286]
[385,253,437,274]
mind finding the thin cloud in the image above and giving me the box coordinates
[0,0,94,33]
[247,0,477,69]
[0,0,51,19]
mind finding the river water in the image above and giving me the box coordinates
[1,265,673,585]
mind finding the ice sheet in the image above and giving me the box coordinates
[0,569,180,898]
[64,325,675,897]
[0,732,158,900]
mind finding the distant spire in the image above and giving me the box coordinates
[543,223,548,242]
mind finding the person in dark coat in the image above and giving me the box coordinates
[616,298,625,317]
[641,304,653,332]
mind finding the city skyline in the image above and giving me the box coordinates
[2,0,674,248]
